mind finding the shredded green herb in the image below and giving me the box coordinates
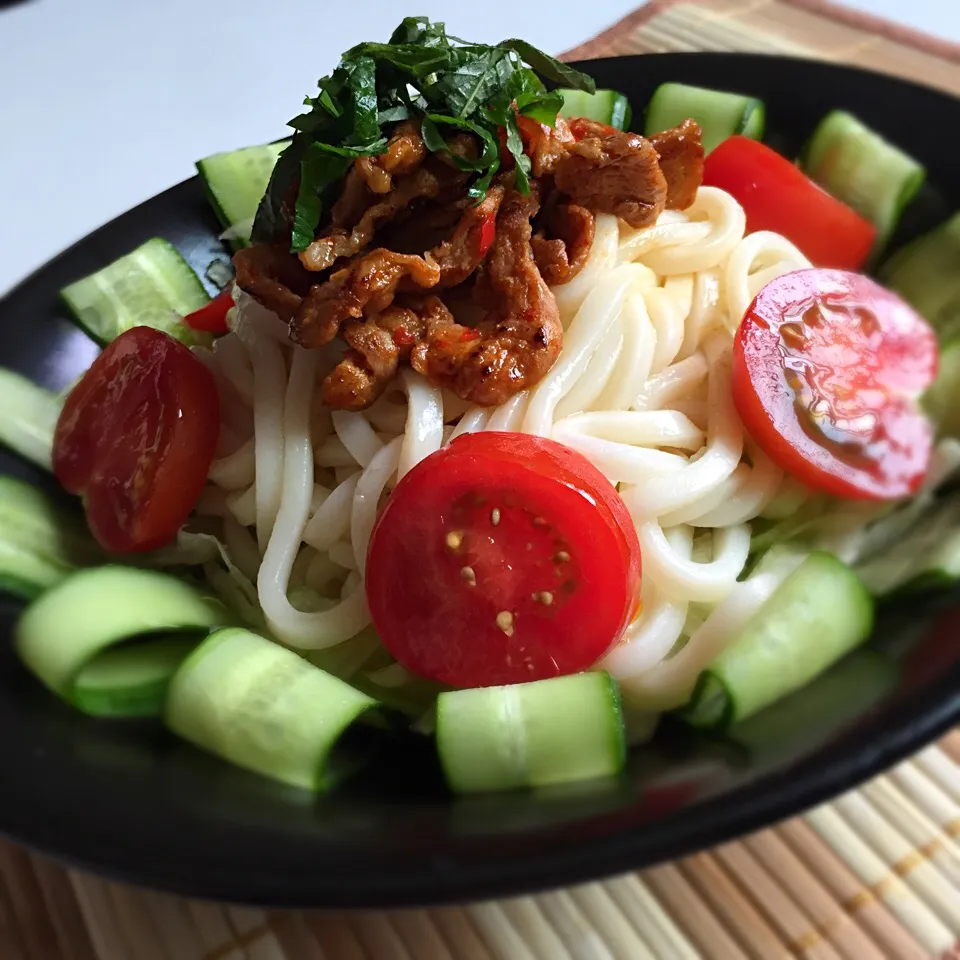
[251,16,595,251]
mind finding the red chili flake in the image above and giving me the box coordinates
[478,213,496,258]
[393,327,415,346]
[459,327,481,342]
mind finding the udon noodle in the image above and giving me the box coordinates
[193,185,817,711]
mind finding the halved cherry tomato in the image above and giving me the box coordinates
[182,287,233,333]
[365,432,641,688]
[53,326,220,553]
[733,268,937,500]
[702,136,877,270]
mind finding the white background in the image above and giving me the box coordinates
[0,0,956,295]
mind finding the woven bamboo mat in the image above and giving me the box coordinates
[4,2,960,958]
[563,0,960,96]
[3,736,960,958]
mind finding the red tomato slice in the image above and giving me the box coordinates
[365,432,641,688]
[182,287,233,333]
[702,136,876,271]
[733,268,937,500]
[53,326,220,553]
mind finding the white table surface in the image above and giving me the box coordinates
[0,0,956,296]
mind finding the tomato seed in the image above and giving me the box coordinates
[555,550,570,563]
[491,507,501,526]
[460,566,476,585]
[445,530,463,550]
[496,611,515,637]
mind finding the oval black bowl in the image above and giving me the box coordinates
[2,52,960,908]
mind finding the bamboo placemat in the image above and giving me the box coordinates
[564,0,960,97]
[3,738,960,958]
[4,2,960,958]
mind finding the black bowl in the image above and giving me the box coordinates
[2,52,960,908]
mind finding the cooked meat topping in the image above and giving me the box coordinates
[431,185,505,287]
[299,164,442,272]
[649,119,705,210]
[233,243,314,323]
[235,116,705,408]
[291,249,440,349]
[320,298,439,411]
[328,123,429,231]
[531,200,595,285]
[321,315,400,411]
[377,197,468,254]
[553,129,668,230]
[356,121,426,194]
[520,114,577,177]
[329,167,374,230]
[410,181,562,406]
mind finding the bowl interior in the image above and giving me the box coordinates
[1,52,960,908]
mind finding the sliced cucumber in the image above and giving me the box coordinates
[436,672,625,794]
[15,566,222,715]
[881,211,960,337]
[682,552,874,730]
[0,540,75,601]
[732,648,897,760]
[558,88,632,130]
[0,369,62,472]
[0,475,97,599]
[747,543,809,581]
[197,142,289,249]
[802,111,924,259]
[60,237,208,346]
[355,670,446,722]
[73,637,198,717]
[924,338,960,437]
[855,494,960,597]
[166,627,377,791]
[644,82,764,154]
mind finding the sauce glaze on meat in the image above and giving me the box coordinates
[234,117,704,409]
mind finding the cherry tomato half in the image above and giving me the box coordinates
[365,432,641,688]
[733,268,937,500]
[53,326,220,553]
[702,136,877,271]
[182,287,233,333]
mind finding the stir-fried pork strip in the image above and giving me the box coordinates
[553,128,669,229]
[648,119,705,210]
[531,200,596,285]
[290,249,441,349]
[410,182,562,405]
[234,118,705,408]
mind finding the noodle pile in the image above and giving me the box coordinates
[193,185,818,711]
